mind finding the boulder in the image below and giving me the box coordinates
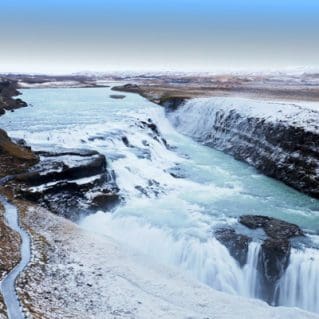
[239,215,304,239]
[109,94,126,99]
[91,193,120,211]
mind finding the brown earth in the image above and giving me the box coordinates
[111,72,319,104]
[0,129,39,179]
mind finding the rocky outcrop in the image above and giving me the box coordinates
[215,215,305,305]
[112,83,141,94]
[0,129,39,178]
[15,149,120,221]
[120,119,169,157]
[0,78,36,178]
[239,215,304,239]
[109,94,126,99]
[259,238,291,303]
[238,215,304,303]
[0,78,27,114]
[111,84,188,108]
[158,96,187,110]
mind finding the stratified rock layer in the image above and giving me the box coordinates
[15,149,119,221]
[166,97,319,199]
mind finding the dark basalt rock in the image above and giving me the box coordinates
[165,166,186,179]
[16,154,106,186]
[259,238,291,304]
[215,228,252,266]
[139,119,169,148]
[111,84,141,94]
[35,149,99,157]
[239,215,304,239]
[0,79,27,112]
[169,101,319,199]
[260,238,291,283]
[140,119,160,135]
[91,192,120,211]
[121,136,131,147]
[238,215,304,304]
[215,215,306,305]
[159,96,187,111]
[15,149,120,221]
[109,94,126,99]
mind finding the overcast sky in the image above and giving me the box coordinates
[1,0,318,74]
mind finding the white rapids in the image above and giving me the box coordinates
[0,87,318,315]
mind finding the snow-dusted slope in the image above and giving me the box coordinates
[168,97,319,198]
[17,205,318,319]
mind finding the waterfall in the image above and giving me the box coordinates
[82,212,264,297]
[7,88,317,315]
[82,205,319,314]
[278,248,319,313]
[242,242,262,298]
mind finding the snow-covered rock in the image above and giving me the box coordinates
[167,97,319,198]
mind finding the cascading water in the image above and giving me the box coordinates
[278,248,319,313]
[82,211,256,296]
[242,242,262,298]
[0,87,319,314]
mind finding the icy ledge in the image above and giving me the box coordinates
[167,97,319,198]
[16,206,318,319]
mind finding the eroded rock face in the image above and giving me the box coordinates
[0,79,27,113]
[15,149,120,221]
[167,98,319,199]
[261,239,291,282]
[215,228,252,266]
[259,239,291,303]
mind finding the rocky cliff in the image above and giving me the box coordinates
[0,78,27,115]
[165,97,319,199]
